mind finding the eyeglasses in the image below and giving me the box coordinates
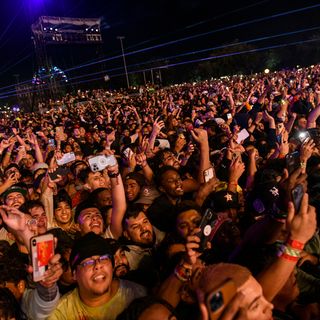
[78,254,112,270]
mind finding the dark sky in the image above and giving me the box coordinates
[0,0,319,91]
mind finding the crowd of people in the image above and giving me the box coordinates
[1,63,320,319]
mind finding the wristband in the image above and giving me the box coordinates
[280,253,299,262]
[277,244,301,260]
[287,239,305,250]
[300,162,306,169]
[108,171,120,178]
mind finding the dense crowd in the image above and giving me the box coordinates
[1,64,320,319]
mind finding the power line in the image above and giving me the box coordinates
[0,25,317,98]
[1,37,319,100]
[0,4,318,94]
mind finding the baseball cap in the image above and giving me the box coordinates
[125,172,145,187]
[2,184,27,200]
[32,162,49,174]
[135,186,160,205]
[70,232,116,271]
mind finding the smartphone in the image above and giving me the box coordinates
[297,131,311,144]
[49,167,69,180]
[227,113,232,120]
[196,208,217,251]
[123,147,133,159]
[30,234,54,282]
[57,152,76,166]
[292,184,304,212]
[236,129,250,144]
[48,139,55,147]
[285,151,300,175]
[205,279,237,320]
[204,167,215,183]
[156,139,170,149]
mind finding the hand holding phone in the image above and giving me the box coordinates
[292,184,304,213]
[196,209,217,251]
[204,167,215,183]
[236,129,249,144]
[57,152,76,166]
[30,234,54,282]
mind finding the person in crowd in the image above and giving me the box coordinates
[48,232,146,320]
[0,63,318,319]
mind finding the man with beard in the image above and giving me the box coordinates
[120,204,164,287]
[48,232,146,320]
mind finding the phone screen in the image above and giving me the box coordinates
[30,234,54,282]
[204,167,215,183]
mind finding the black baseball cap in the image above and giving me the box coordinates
[70,232,116,271]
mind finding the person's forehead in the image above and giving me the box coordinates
[80,207,101,216]
[177,209,200,221]
[162,170,180,180]
[125,179,139,186]
[127,212,147,224]
[89,172,102,179]
[30,206,45,214]
[7,191,23,198]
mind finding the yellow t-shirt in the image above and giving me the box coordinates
[47,280,146,320]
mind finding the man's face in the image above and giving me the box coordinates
[113,248,130,278]
[124,179,141,202]
[86,172,107,191]
[298,117,307,129]
[29,206,47,235]
[75,163,87,178]
[161,152,180,169]
[73,128,81,138]
[54,201,72,225]
[75,254,113,300]
[5,192,25,208]
[160,170,184,199]
[96,190,112,207]
[239,276,273,320]
[79,127,86,137]
[124,211,153,245]
[78,208,104,235]
[24,154,35,169]
[5,167,21,182]
[176,209,201,239]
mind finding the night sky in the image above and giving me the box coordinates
[0,0,320,90]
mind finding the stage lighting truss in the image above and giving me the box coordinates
[32,66,68,85]
[32,16,103,44]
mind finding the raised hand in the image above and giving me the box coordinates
[190,128,208,146]
[229,156,245,183]
[152,116,165,136]
[286,193,317,245]
[39,254,63,288]
[300,138,315,163]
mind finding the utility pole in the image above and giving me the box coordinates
[117,36,130,88]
